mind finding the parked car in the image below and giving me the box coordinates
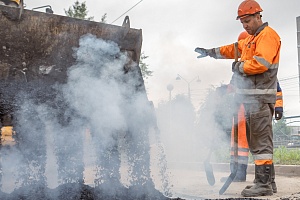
[287,134,300,148]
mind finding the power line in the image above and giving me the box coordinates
[111,0,144,24]
[279,75,299,82]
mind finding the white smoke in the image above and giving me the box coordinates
[0,34,168,198]
[155,87,232,187]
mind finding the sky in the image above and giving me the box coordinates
[24,0,300,121]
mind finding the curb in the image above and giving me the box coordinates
[213,163,300,177]
[168,162,300,177]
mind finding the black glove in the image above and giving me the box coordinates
[275,108,283,120]
[195,48,216,58]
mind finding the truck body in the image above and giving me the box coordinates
[0,5,144,131]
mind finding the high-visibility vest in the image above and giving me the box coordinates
[216,23,281,104]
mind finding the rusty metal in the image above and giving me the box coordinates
[0,5,142,83]
[0,4,143,126]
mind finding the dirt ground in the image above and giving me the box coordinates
[166,163,300,200]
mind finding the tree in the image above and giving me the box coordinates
[64,0,94,21]
[100,13,107,23]
[273,118,292,141]
[139,52,153,79]
[156,94,197,162]
[197,85,234,139]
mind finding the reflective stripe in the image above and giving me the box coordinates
[230,155,249,165]
[231,151,249,157]
[254,56,279,69]
[215,47,225,59]
[231,147,249,152]
[236,88,277,95]
[253,154,273,161]
[231,147,249,157]
[276,96,283,100]
[269,63,279,69]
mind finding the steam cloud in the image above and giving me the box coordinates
[0,34,170,199]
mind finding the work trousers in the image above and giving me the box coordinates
[243,103,274,165]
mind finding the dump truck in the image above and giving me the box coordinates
[0,4,162,198]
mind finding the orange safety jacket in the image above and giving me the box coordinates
[215,23,281,104]
[230,81,283,164]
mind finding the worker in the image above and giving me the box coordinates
[220,31,283,194]
[0,0,20,7]
[274,82,283,121]
[219,31,252,184]
[195,0,281,197]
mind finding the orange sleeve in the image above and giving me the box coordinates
[218,39,246,60]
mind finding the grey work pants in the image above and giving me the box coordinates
[243,103,274,162]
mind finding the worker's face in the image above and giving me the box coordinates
[240,14,262,35]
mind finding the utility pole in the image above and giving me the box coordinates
[176,74,201,100]
[167,84,174,101]
[297,16,300,102]
[166,84,174,135]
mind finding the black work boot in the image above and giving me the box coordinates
[241,165,273,197]
[246,163,277,193]
[220,163,247,182]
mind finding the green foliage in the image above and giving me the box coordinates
[101,13,107,23]
[65,0,94,21]
[156,94,196,139]
[139,52,153,79]
[273,117,292,141]
[273,146,300,165]
[156,94,197,162]
[212,146,300,165]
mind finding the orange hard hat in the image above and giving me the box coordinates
[238,31,250,41]
[236,0,263,20]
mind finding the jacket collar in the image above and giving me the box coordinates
[254,22,268,36]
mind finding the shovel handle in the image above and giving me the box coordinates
[234,42,238,62]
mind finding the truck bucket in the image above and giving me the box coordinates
[0,5,144,125]
[0,5,142,82]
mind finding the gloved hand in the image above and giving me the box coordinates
[275,108,283,120]
[195,47,216,58]
[232,61,242,73]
